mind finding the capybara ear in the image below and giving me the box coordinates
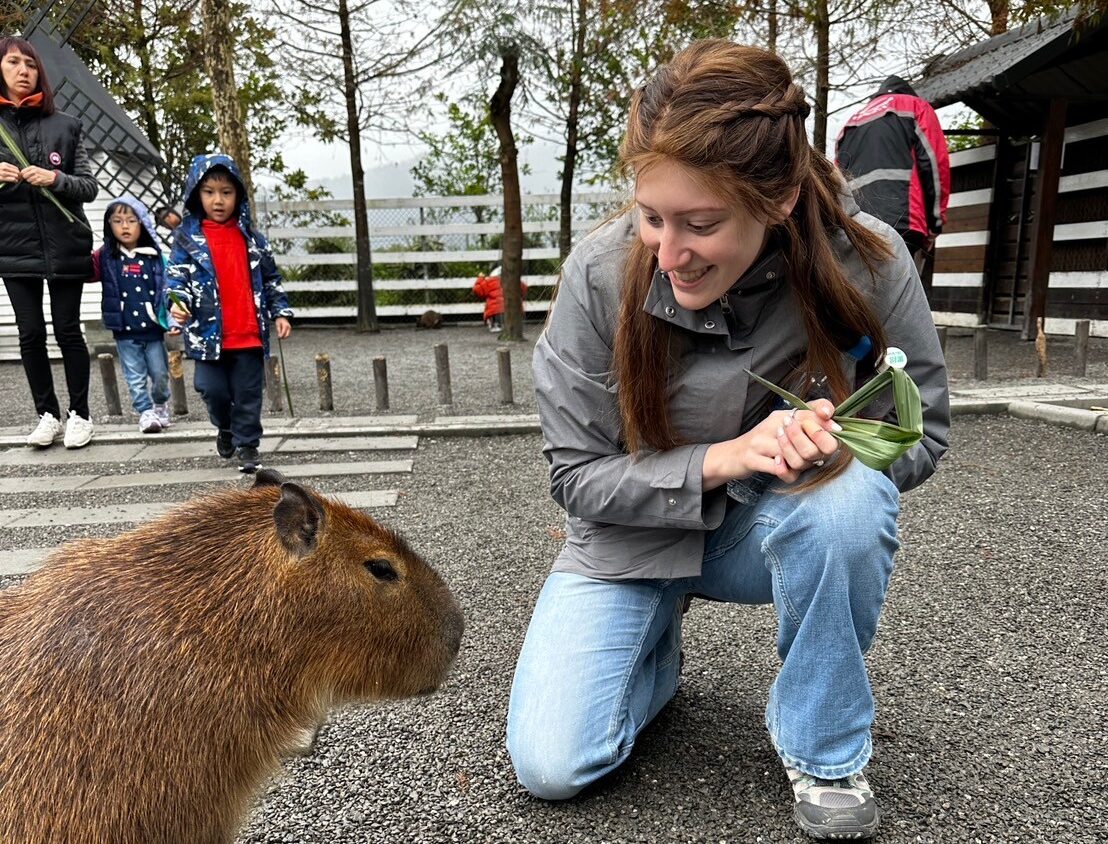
[253,468,288,488]
[273,482,326,556]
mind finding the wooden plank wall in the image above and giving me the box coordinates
[930,117,1108,337]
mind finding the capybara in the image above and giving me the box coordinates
[0,469,463,843]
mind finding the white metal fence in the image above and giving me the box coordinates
[0,191,626,361]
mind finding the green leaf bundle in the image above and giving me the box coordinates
[746,365,924,471]
[0,121,91,231]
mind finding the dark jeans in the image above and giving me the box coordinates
[193,348,265,449]
[2,276,90,420]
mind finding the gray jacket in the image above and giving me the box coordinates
[533,201,949,581]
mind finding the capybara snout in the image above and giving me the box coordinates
[0,468,464,843]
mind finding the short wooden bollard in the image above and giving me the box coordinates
[1074,319,1090,377]
[98,353,122,416]
[974,325,988,380]
[373,357,390,411]
[434,343,453,411]
[497,347,514,404]
[164,331,188,415]
[316,353,333,411]
[265,356,284,412]
[936,326,948,356]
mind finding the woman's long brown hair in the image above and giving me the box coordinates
[615,40,890,464]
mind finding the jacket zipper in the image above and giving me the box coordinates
[17,114,54,279]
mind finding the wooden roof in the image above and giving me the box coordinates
[916,7,1108,133]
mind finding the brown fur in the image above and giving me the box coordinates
[0,471,463,843]
[416,309,444,329]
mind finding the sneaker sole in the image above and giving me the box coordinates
[238,462,261,474]
[794,805,879,840]
[64,436,93,449]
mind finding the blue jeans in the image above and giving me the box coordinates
[507,459,900,800]
[193,349,265,449]
[115,337,170,414]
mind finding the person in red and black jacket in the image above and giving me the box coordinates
[835,75,950,267]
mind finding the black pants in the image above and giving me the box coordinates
[3,276,90,420]
[193,348,265,449]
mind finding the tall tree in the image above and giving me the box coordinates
[273,0,452,332]
[199,0,255,204]
[489,43,524,340]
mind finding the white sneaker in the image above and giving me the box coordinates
[26,412,64,448]
[139,408,162,434]
[63,410,94,449]
[153,403,171,428]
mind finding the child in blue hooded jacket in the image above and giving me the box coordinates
[91,195,171,434]
[165,153,292,473]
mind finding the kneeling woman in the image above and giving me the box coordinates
[507,39,949,840]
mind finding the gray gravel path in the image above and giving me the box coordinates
[235,415,1102,843]
[1,323,1105,842]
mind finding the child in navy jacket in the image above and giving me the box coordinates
[165,153,292,473]
[91,195,171,433]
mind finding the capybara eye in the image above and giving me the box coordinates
[364,559,398,581]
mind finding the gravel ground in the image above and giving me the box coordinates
[222,416,1102,844]
[0,322,1105,430]
[1,323,1105,842]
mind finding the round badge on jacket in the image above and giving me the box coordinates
[48,152,62,166]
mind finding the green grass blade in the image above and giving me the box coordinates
[745,369,811,411]
[835,368,893,418]
[892,368,924,434]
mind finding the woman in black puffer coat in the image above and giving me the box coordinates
[0,36,97,448]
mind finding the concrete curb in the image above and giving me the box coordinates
[0,415,543,448]
[1007,400,1108,433]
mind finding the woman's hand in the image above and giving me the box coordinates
[274,317,291,339]
[19,166,58,187]
[703,399,841,489]
[169,304,190,323]
[0,162,21,183]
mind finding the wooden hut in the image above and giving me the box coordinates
[917,6,1108,338]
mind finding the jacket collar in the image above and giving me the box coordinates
[644,243,790,350]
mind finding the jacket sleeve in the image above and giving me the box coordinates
[875,238,950,492]
[164,236,195,311]
[255,232,293,320]
[912,100,950,235]
[50,131,99,203]
[534,251,726,530]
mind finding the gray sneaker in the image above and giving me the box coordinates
[153,402,171,428]
[139,409,162,434]
[787,765,879,839]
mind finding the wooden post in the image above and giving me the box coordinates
[373,357,390,411]
[974,325,988,380]
[315,353,333,411]
[1074,319,1090,377]
[936,326,948,356]
[265,356,284,412]
[1022,97,1067,340]
[497,347,514,404]
[98,353,122,416]
[434,343,453,411]
[164,331,189,415]
[1034,318,1048,377]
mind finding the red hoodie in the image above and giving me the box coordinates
[202,218,261,350]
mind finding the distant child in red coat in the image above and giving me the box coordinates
[473,266,526,333]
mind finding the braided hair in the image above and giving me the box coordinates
[614,39,891,458]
